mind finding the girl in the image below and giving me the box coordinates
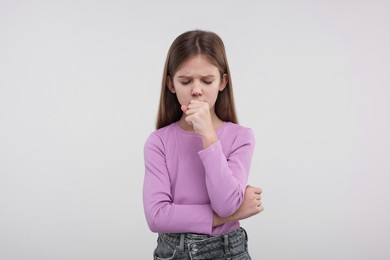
[143,30,263,260]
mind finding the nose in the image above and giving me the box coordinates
[191,83,202,97]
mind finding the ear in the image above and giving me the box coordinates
[167,76,176,93]
[219,73,228,92]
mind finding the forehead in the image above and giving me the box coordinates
[175,55,219,77]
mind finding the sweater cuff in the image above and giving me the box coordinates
[198,140,222,160]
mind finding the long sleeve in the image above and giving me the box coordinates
[143,133,214,234]
[198,127,255,217]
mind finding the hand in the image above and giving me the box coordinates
[181,100,213,135]
[231,185,263,221]
[213,185,263,227]
[181,100,217,148]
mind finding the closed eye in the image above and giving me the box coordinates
[180,81,191,85]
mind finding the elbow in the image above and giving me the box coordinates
[147,221,160,233]
[146,216,163,233]
[145,208,170,233]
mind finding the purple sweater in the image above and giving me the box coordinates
[143,121,255,235]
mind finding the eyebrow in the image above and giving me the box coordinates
[177,75,216,78]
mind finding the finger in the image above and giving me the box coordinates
[186,105,205,113]
[188,100,209,109]
[189,99,204,104]
[185,114,196,124]
[181,105,188,112]
[188,100,202,108]
[184,116,193,125]
[246,185,262,195]
[249,186,262,194]
[253,187,262,194]
[185,107,198,116]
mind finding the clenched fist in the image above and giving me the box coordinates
[181,100,218,148]
[213,185,264,227]
[232,185,264,221]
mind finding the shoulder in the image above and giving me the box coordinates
[218,122,255,155]
[144,123,177,149]
[222,122,255,142]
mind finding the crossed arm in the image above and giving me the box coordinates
[213,185,263,227]
[143,130,264,234]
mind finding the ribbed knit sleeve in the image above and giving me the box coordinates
[143,132,214,234]
[198,127,255,217]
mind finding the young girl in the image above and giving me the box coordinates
[143,30,263,260]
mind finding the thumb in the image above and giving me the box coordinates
[181,105,188,112]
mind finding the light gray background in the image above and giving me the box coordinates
[1,0,389,259]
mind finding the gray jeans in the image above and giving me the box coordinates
[153,227,252,260]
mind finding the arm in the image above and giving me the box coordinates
[198,128,255,217]
[143,133,214,234]
[213,185,263,226]
[182,101,255,217]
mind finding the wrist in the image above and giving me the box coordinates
[201,132,218,149]
[212,213,234,227]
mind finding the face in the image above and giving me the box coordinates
[167,55,227,111]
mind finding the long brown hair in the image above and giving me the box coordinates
[156,30,238,129]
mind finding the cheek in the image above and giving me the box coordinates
[207,87,221,98]
[175,90,190,105]
[205,89,221,108]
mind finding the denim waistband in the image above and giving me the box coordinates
[159,227,248,244]
[158,227,249,258]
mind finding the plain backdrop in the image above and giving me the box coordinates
[1,0,389,259]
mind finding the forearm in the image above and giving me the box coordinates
[145,202,214,234]
[199,141,253,217]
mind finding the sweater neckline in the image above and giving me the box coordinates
[173,121,227,136]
